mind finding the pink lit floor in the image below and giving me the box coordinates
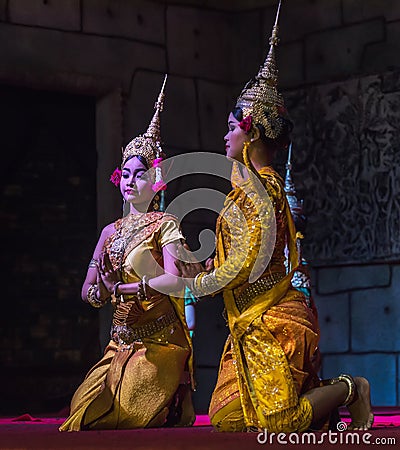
[0,408,398,449]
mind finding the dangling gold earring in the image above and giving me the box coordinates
[242,141,251,170]
[152,194,160,211]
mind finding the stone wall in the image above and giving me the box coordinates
[0,0,398,412]
[313,263,400,406]
[282,72,400,265]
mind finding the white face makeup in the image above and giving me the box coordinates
[120,156,155,212]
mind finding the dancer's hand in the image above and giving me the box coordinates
[96,271,111,301]
[175,243,205,279]
[205,258,214,271]
[99,252,121,293]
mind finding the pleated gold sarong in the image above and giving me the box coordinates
[60,321,194,431]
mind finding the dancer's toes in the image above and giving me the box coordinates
[347,377,374,430]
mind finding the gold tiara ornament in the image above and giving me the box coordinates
[236,0,286,140]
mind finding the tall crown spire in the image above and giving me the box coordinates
[235,0,285,139]
[143,74,167,150]
[256,0,281,85]
[122,74,168,167]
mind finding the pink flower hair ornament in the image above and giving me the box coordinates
[239,115,253,133]
[110,167,122,186]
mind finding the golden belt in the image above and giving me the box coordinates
[111,308,178,345]
[235,272,285,313]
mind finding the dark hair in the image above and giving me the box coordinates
[124,154,149,169]
[232,106,293,152]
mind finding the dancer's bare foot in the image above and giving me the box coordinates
[347,377,374,430]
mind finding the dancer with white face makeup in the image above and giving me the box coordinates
[60,76,195,431]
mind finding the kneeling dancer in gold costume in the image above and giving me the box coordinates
[176,1,373,433]
[60,76,195,431]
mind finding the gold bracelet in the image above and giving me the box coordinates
[87,284,104,308]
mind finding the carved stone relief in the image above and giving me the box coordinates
[282,71,400,265]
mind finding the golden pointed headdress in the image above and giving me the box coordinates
[122,74,167,167]
[235,0,286,139]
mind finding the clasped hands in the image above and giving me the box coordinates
[175,243,214,283]
[94,244,214,301]
[96,252,121,299]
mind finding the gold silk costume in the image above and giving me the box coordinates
[60,212,195,431]
[190,1,321,431]
[193,168,320,432]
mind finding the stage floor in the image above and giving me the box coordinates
[0,408,398,449]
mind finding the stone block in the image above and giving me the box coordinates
[305,19,384,83]
[313,293,350,354]
[174,0,277,10]
[123,71,168,144]
[0,0,6,21]
[125,72,200,152]
[263,0,341,43]
[321,353,396,406]
[83,0,165,45]
[278,41,304,89]
[316,264,390,295]
[165,75,201,151]
[363,21,400,74]
[167,6,259,83]
[344,0,400,23]
[167,6,229,81]
[230,10,262,84]
[197,80,233,151]
[0,24,165,94]
[351,265,400,352]
[9,0,80,31]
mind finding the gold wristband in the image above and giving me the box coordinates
[87,284,104,308]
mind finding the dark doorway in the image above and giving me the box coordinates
[0,85,100,415]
